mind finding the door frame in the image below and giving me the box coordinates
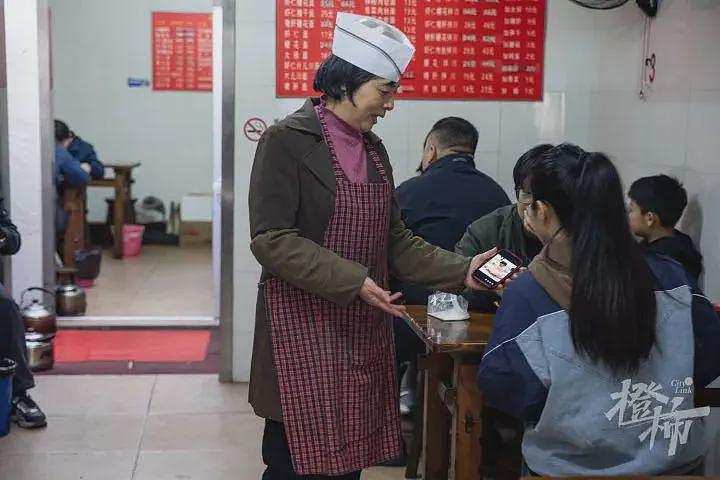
[216,0,235,382]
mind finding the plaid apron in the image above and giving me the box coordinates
[264,106,401,476]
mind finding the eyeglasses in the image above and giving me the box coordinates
[517,190,533,206]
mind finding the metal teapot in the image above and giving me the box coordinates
[24,332,55,371]
[56,283,86,316]
[19,287,57,334]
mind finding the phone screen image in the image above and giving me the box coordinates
[478,253,518,283]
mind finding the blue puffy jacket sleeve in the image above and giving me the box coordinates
[69,137,104,179]
[55,145,90,187]
[691,288,720,388]
[476,276,549,422]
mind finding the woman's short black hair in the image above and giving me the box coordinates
[313,54,380,102]
[55,119,71,143]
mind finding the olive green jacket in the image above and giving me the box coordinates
[454,204,542,312]
[248,98,471,420]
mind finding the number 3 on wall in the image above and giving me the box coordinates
[645,53,656,83]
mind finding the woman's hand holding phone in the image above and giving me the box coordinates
[466,248,525,291]
[465,247,498,291]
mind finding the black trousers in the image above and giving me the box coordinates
[262,420,361,480]
[393,317,424,365]
[0,283,34,394]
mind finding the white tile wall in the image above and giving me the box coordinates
[233,0,720,380]
[687,90,720,174]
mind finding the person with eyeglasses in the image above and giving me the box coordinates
[455,144,553,312]
[478,144,720,476]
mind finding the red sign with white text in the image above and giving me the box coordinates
[276,0,546,101]
[153,12,212,92]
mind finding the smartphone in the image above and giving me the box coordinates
[472,249,522,289]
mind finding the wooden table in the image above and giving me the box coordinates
[403,305,720,480]
[403,305,497,480]
[89,163,140,258]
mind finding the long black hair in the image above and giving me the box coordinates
[528,143,657,375]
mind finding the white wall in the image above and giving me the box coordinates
[232,0,720,380]
[5,0,55,299]
[49,0,213,222]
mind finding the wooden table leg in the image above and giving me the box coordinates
[423,352,453,480]
[62,187,87,268]
[452,362,484,480]
[406,358,426,479]
[126,171,134,222]
[113,172,127,259]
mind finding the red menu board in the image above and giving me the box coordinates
[276,0,545,101]
[152,12,212,92]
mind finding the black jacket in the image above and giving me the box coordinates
[394,154,510,304]
[0,197,21,256]
[642,230,703,284]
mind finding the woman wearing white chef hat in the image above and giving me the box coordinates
[248,12,498,479]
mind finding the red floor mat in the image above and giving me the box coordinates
[54,329,211,362]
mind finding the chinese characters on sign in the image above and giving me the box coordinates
[276,0,546,101]
[153,12,212,92]
[605,378,710,457]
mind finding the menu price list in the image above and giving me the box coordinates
[277,0,546,101]
[153,12,213,92]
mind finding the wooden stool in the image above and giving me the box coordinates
[56,266,78,286]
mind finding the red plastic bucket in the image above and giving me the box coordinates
[122,224,145,257]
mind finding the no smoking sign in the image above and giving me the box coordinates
[243,117,267,142]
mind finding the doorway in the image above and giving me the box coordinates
[22,0,235,377]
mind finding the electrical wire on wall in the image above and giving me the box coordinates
[638,8,657,100]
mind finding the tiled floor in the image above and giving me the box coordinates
[83,246,213,317]
[0,375,405,480]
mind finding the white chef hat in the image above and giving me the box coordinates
[331,12,415,83]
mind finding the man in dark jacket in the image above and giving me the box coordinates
[394,117,510,305]
[455,144,553,311]
[0,197,47,429]
[627,174,703,284]
[392,117,509,419]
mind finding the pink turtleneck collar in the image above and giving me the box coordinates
[316,104,369,184]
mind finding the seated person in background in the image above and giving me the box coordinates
[478,144,720,476]
[0,196,47,428]
[391,117,509,418]
[54,119,90,233]
[66,126,104,180]
[394,117,510,305]
[627,174,703,284]
[455,144,552,311]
